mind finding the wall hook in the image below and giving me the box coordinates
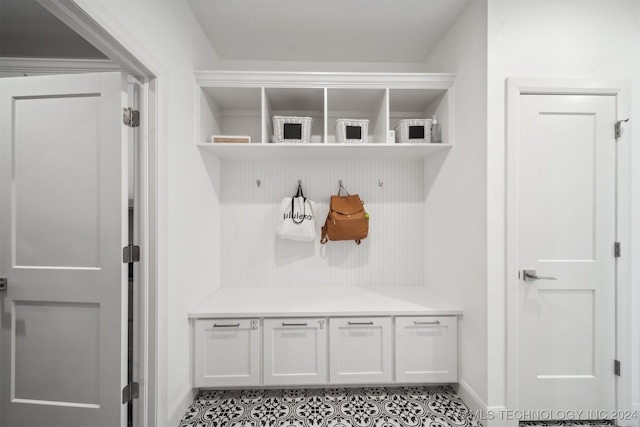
[298,179,302,185]
[256,179,261,187]
[378,179,383,187]
[338,179,343,186]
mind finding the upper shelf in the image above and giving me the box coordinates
[197,142,452,161]
[196,71,456,159]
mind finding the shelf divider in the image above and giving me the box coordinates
[323,88,328,145]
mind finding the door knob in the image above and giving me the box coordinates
[523,270,557,281]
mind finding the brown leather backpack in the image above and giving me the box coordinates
[320,184,369,245]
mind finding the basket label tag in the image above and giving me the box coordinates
[346,125,362,139]
[409,125,425,139]
[284,123,302,139]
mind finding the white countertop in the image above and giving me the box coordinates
[188,286,462,318]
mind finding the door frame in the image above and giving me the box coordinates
[505,78,631,423]
[7,1,161,426]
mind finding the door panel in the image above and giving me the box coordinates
[518,94,615,413]
[14,95,101,268]
[536,113,596,261]
[1,72,128,427]
[14,301,100,406]
[536,290,595,377]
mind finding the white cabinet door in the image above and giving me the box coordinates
[329,317,392,384]
[193,319,260,387]
[395,316,458,383]
[263,318,327,385]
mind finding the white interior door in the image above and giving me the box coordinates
[518,94,616,414]
[0,72,128,427]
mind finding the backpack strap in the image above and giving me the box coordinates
[337,183,350,197]
[320,222,328,244]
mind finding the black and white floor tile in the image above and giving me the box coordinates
[178,385,482,427]
[520,422,615,427]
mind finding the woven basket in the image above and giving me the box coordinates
[272,116,313,143]
[334,119,369,144]
[394,119,432,144]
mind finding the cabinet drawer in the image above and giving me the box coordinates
[263,318,327,385]
[329,317,392,384]
[193,319,261,387]
[395,316,458,383]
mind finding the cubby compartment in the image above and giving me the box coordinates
[327,88,387,144]
[199,87,262,144]
[389,88,449,144]
[195,72,455,159]
[264,87,325,144]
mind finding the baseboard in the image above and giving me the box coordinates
[168,386,198,427]
[455,380,486,414]
[485,406,516,427]
[452,384,515,427]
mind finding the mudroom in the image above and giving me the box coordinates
[0,1,638,427]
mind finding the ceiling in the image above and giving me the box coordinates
[0,0,470,65]
[186,0,471,64]
[0,0,106,59]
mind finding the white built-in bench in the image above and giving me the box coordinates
[189,286,462,388]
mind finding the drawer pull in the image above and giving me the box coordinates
[282,322,307,327]
[213,323,240,328]
[414,320,441,325]
[348,321,374,325]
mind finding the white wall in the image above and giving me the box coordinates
[487,0,640,418]
[422,1,489,409]
[217,159,426,288]
[74,1,222,425]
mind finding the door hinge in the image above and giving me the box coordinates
[122,382,139,404]
[0,278,7,292]
[123,107,140,128]
[123,244,140,263]
[614,242,621,258]
[615,118,629,139]
[614,360,621,376]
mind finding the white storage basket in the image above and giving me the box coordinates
[334,119,369,144]
[272,116,313,143]
[394,119,432,144]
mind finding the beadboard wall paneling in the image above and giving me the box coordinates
[220,159,424,288]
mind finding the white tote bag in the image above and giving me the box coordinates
[276,185,316,241]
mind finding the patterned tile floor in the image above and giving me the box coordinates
[178,385,481,427]
[520,422,615,427]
